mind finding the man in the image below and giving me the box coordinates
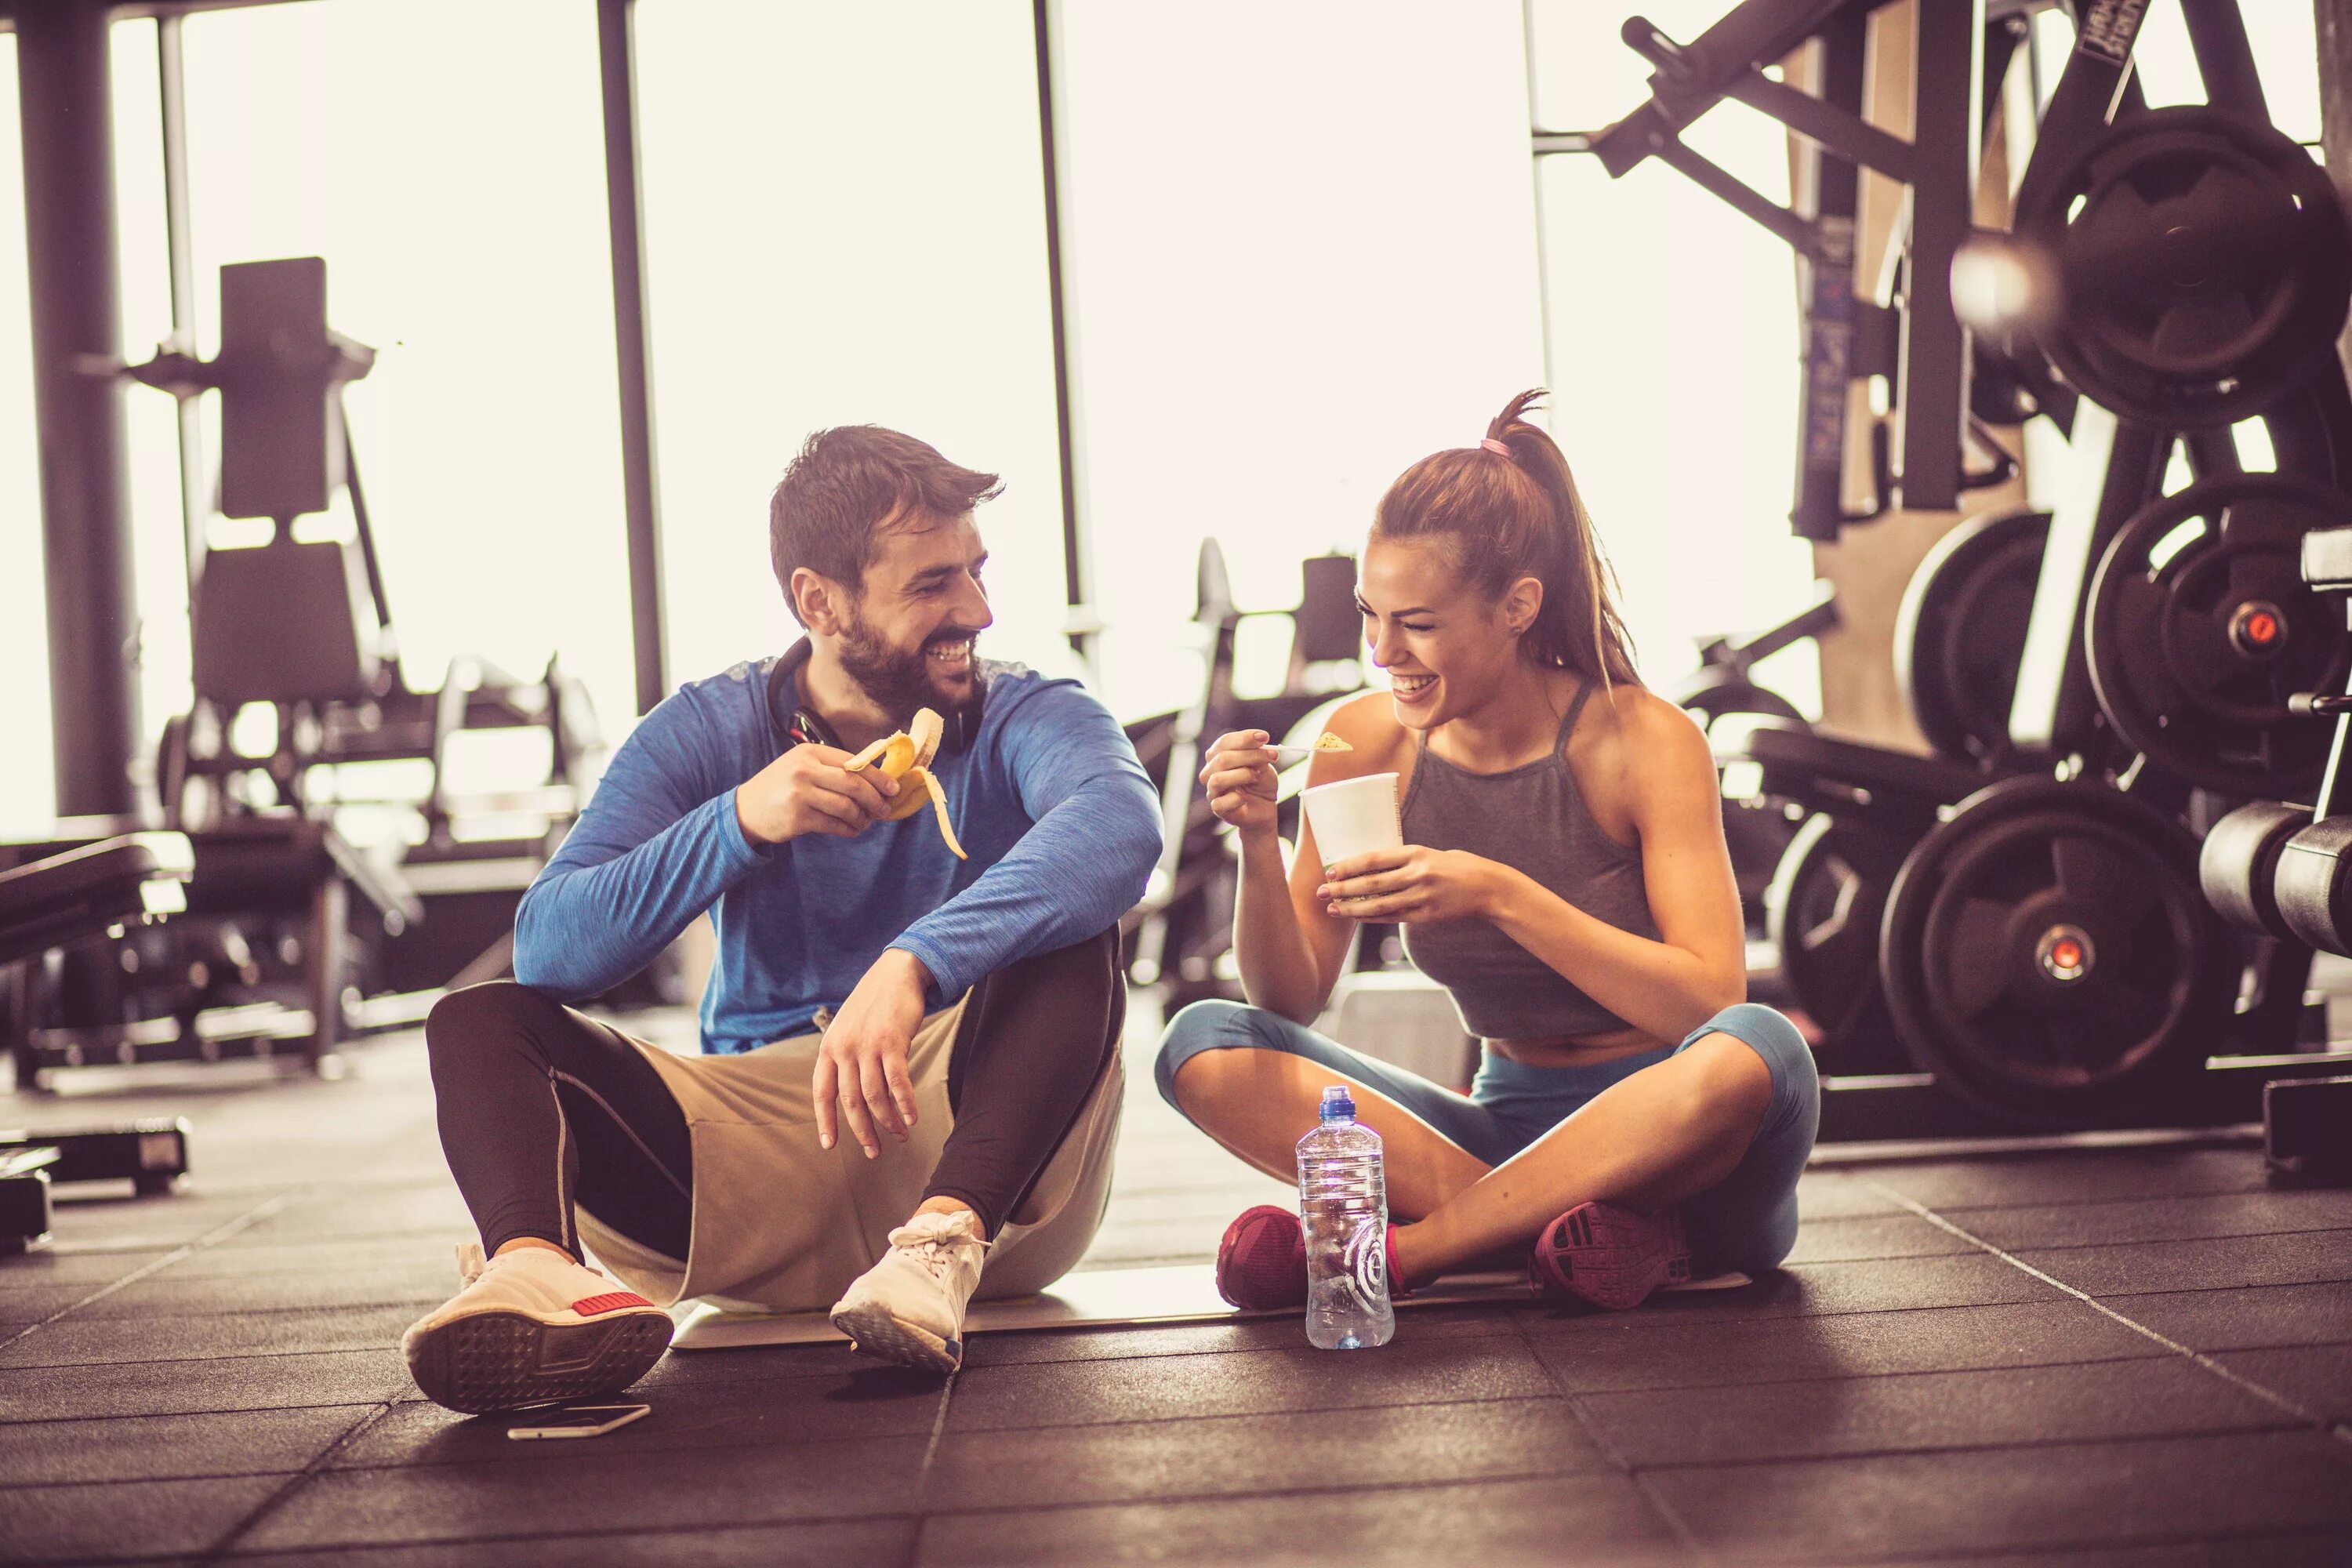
[401,426,1160,1411]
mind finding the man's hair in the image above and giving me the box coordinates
[768,426,1003,626]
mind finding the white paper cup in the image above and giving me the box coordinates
[1301,772,1403,873]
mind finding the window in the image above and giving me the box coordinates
[634,0,1073,692]
[176,0,636,738]
[1528,0,1820,716]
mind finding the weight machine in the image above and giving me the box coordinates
[1570,0,2352,1135]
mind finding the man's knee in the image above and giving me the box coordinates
[424,981,563,1068]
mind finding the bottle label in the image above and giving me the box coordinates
[1343,1216,1387,1305]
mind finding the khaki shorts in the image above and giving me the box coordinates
[577,994,1124,1315]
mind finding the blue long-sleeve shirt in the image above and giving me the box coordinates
[514,655,1161,1054]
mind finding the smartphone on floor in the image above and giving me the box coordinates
[506,1403,652,1440]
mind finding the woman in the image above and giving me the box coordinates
[1156,390,1817,1312]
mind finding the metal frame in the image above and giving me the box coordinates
[14,0,142,818]
[597,0,667,717]
[1033,0,1094,665]
[1530,0,1987,522]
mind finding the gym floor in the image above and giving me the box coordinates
[3,1003,2350,1566]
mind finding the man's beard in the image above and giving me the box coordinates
[838,611,983,728]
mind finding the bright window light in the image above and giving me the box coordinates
[0,32,53,835]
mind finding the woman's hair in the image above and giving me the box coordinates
[1370,389,1639,689]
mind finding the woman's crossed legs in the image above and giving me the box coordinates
[1155,1000,1819,1290]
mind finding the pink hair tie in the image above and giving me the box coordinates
[1479,438,1511,456]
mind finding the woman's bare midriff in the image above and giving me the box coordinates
[1486,1025,1670,1069]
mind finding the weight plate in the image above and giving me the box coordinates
[1880,778,2235,1126]
[2015,107,2352,428]
[2085,474,2352,796]
[1895,507,2051,766]
[1763,812,1907,1073]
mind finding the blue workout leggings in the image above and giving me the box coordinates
[1155,1000,1819,1276]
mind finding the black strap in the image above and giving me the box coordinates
[761,637,981,756]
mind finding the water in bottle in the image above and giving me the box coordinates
[1297,1084,1395,1349]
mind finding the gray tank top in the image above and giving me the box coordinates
[1398,682,1662,1040]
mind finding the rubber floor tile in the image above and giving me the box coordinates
[236,1435,931,1551]
[1868,1148,2272,1212]
[1780,1213,1980,1265]
[0,1347,408,1421]
[0,1304,415,1368]
[1878,1529,2352,1567]
[1961,1189,2352,1251]
[2211,1344,2352,1422]
[77,1266,447,1318]
[336,1371,942,1467]
[958,1308,1512,1370]
[218,1518,918,1567]
[944,1332,1554,1432]
[1577,1356,2291,1466]
[0,1247,173,1284]
[2017,1231,2352,1297]
[1526,1298,2163,1392]
[1643,1428,2352,1560]
[916,1473,1686,1568]
[1788,1170,1913,1220]
[153,1237,458,1281]
[640,1339,888,1387]
[0,1472,289,1563]
[0,1403,371,1486]
[1519,1252,2060,1331]
[924,1396,1610,1511]
[2111,1280,2352,1352]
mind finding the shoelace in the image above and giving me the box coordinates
[888,1220,989,1287]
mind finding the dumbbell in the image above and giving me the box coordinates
[2205,798,2352,958]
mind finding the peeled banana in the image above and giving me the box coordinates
[844,707,967,859]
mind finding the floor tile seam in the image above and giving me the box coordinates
[1858,1178,2352,1450]
[944,1387,1567,1438]
[194,1399,401,1563]
[0,1192,305,1356]
[0,1462,312,1494]
[209,1515,927,1562]
[1508,1309,1707,1558]
[1615,1413,2303,1474]
[2002,1224,2352,1257]
[907,1365,961,1568]
[1671,1519,2352,1568]
[0,1340,408,1373]
[1553,1343,2186,1399]
[907,1461,1622,1525]
[0,1393,406,1428]
[959,1322,1522,1370]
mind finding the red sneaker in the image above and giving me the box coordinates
[1214,1205,1406,1310]
[1529,1201,1691,1311]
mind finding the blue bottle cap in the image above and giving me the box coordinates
[1319,1085,1356,1123]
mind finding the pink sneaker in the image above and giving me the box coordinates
[1529,1202,1691,1310]
[1215,1205,1406,1310]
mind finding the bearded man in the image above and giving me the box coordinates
[400,426,1157,1410]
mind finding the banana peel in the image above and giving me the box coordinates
[844,706,967,858]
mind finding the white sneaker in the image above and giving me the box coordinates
[401,1242,673,1414]
[828,1210,989,1373]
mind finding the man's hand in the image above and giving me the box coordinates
[735,744,898,847]
[813,949,934,1158]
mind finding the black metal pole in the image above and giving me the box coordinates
[597,0,668,716]
[16,0,142,819]
[1033,0,1092,662]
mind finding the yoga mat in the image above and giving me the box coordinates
[668,1261,1751,1350]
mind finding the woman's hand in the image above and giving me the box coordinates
[1319,846,1503,924]
[1199,729,1281,840]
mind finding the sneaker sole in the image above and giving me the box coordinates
[1532,1202,1692,1312]
[405,1308,673,1414]
[829,1300,961,1374]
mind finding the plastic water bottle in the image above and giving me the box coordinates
[1297,1085,1395,1349]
